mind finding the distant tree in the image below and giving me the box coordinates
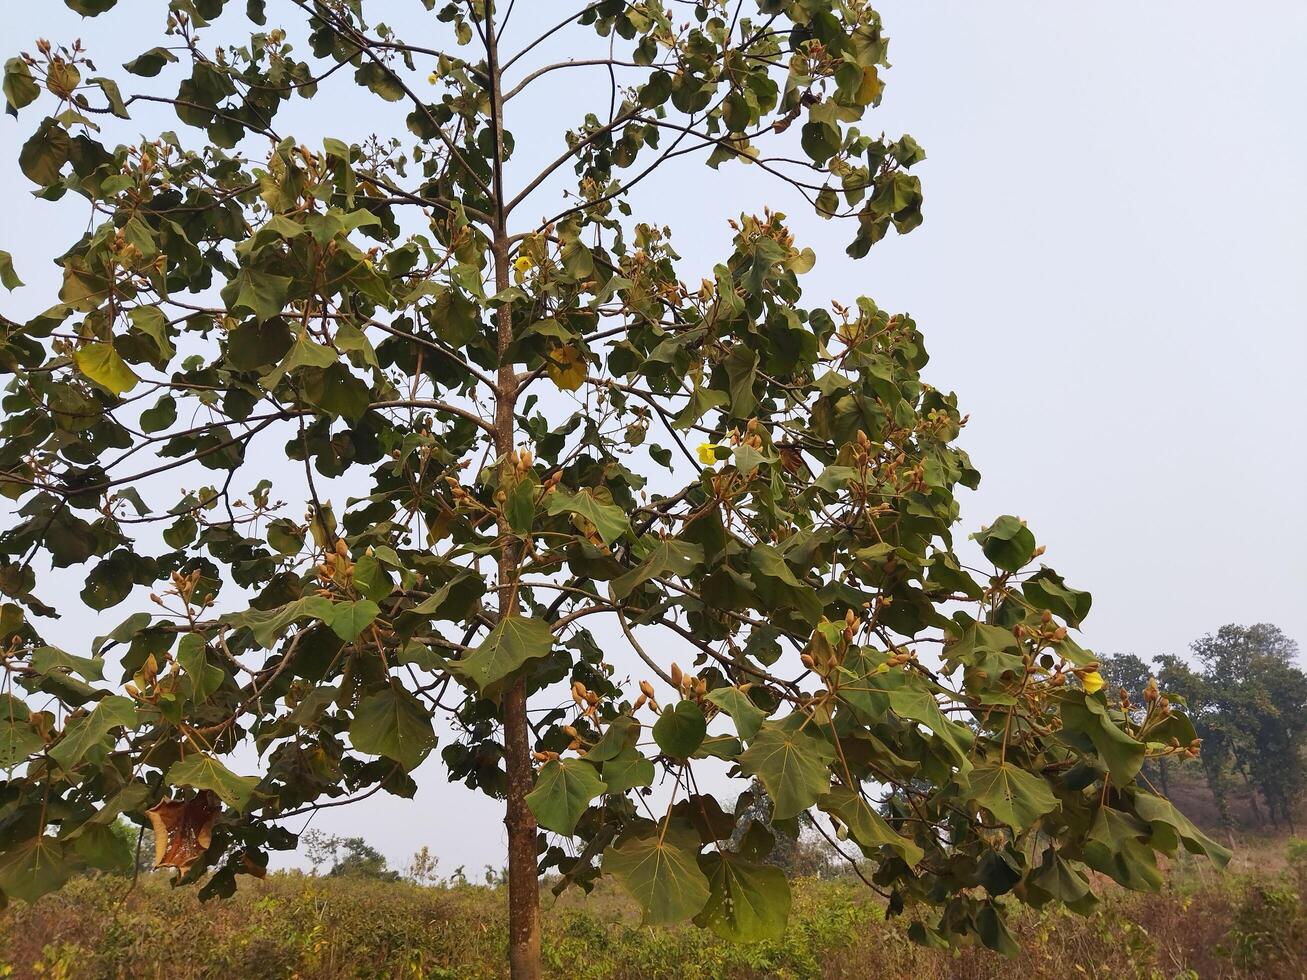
[1192,624,1299,678]
[301,830,396,880]
[406,845,441,886]
[1191,626,1307,833]
[1156,625,1307,834]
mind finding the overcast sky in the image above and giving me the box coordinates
[2,1,1304,873]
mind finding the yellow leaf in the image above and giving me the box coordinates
[857,66,884,106]
[546,345,586,391]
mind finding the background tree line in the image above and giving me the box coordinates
[1102,623,1307,836]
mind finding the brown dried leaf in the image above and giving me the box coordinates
[146,790,220,873]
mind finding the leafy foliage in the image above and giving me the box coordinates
[0,2,1225,973]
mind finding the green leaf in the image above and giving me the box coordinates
[73,821,134,872]
[128,306,175,361]
[19,117,70,186]
[1132,792,1231,867]
[611,539,704,599]
[694,851,790,942]
[546,487,631,545]
[887,687,974,769]
[1060,691,1145,784]
[349,681,437,772]
[30,646,104,681]
[505,478,537,536]
[0,837,71,903]
[1082,806,1162,892]
[585,714,640,763]
[80,556,134,610]
[738,719,834,820]
[966,762,1059,831]
[1022,569,1092,628]
[0,250,22,290]
[74,343,139,395]
[453,616,553,694]
[973,515,1036,572]
[166,754,260,810]
[602,826,710,925]
[976,902,1020,957]
[327,599,380,641]
[220,267,292,323]
[64,0,119,15]
[177,633,224,704]
[49,695,136,771]
[90,76,130,118]
[1029,849,1094,907]
[351,553,393,602]
[705,686,767,740]
[3,58,40,116]
[221,596,335,648]
[601,747,655,793]
[525,759,606,835]
[123,46,178,77]
[0,720,43,769]
[820,786,923,865]
[140,394,177,433]
[652,701,707,758]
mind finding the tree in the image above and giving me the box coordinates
[1189,625,1306,832]
[302,830,396,879]
[0,3,1227,976]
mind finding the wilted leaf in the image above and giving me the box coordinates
[147,791,220,873]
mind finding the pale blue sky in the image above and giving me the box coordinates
[2,2,1304,873]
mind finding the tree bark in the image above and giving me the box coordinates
[485,5,542,977]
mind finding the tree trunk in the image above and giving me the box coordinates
[485,6,541,976]
[1241,770,1265,827]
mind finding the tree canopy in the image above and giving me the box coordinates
[0,2,1228,974]
[1105,624,1307,833]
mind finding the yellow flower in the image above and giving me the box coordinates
[696,442,721,465]
[513,255,535,274]
[427,73,437,85]
[1081,670,1105,695]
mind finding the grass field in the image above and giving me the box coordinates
[1,837,1304,979]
